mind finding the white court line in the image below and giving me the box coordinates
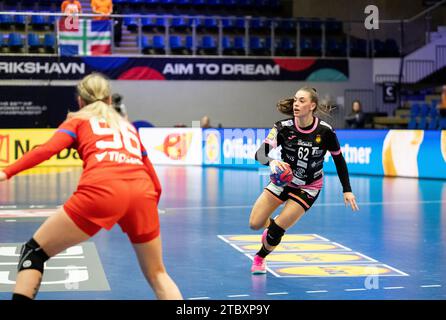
[345,288,367,292]
[306,290,328,294]
[353,252,379,263]
[217,235,246,254]
[381,264,410,276]
[266,292,288,296]
[311,234,330,241]
[421,285,442,288]
[228,294,250,298]
[4,220,16,222]
[188,297,210,300]
[331,242,352,251]
[384,287,405,290]
[163,200,446,211]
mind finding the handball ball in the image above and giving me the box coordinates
[270,166,293,187]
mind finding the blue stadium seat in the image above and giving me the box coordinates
[142,17,166,31]
[44,33,55,53]
[234,36,245,52]
[276,20,297,34]
[234,18,246,32]
[207,0,222,7]
[129,0,145,5]
[170,35,185,51]
[186,35,194,51]
[177,0,191,6]
[199,35,217,54]
[249,36,268,55]
[299,19,322,35]
[192,0,206,6]
[14,14,26,29]
[249,18,270,32]
[407,103,420,129]
[410,103,421,117]
[0,34,4,47]
[222,17,236,31]
[417,103,430,129]
[171,16,189,31]
[277,37,296,56]
[160,0,176,7]
[27,33,41,52]
[8,33,23,50]
[189,17,204,29]
[439,116,446,130]
[203,17,218,31]
[428,112,438,130]
[140,35,150,53]
[152,35,166,54]
[0,15,14,29]
[30,15,47,29]
[153,35,165,48]
[300,37,321,56]
[124,17,138,32]
[222,0,238,8]
[222,36,232,51]
[326,38,347,57]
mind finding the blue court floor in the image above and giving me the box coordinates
[0,166,445,300]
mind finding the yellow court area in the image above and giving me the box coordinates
[265,252,372,263]
[274,265,399,277]
[240,242,344,252]
[220,234,408,278]
[226,234,324,242]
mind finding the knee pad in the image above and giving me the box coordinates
[18,238,50,274]
[265,218,285,247]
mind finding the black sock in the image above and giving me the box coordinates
[256,244,271,258]
[12,293,33,300]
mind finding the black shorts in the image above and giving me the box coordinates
[264,182,320,211]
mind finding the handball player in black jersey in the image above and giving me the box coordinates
[249,86,359,274]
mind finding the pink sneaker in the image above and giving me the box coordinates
[251,255,267,274]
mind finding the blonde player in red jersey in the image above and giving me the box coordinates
[0,73,182,300]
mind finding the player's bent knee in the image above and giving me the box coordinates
[249,218,264,230]
[17,238,50,274]
[265,219,285,246]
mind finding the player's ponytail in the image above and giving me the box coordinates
[276,97,294,115]
[68,73,123,130]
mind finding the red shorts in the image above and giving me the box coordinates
[64,179,160,244]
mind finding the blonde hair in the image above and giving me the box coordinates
[68,73,123,130]
[276,86,334,118]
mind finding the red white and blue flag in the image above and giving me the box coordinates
[58,19,112,56]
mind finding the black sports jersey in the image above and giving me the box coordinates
[256,116,351,192]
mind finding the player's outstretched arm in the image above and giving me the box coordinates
[0,132,74,180]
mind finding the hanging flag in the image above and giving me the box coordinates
[58,18,112,56]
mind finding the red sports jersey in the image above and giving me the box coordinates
[4,117,161,197]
